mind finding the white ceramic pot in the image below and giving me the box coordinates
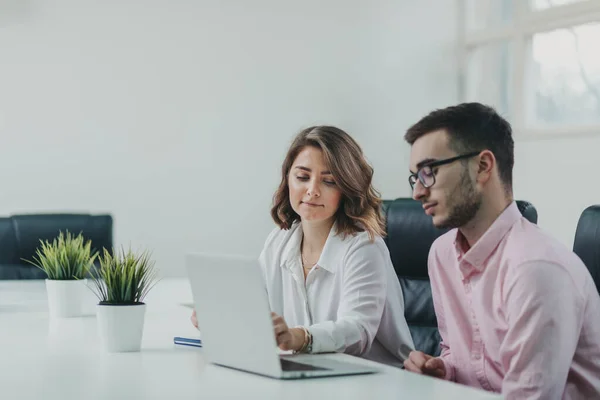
[45,279,88,318]
[96,303,147,352]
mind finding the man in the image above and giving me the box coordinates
[403,102,600,399]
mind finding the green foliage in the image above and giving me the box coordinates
[90,247,158,305]
[24,231,97,280]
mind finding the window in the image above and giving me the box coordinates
[461,0,600,135]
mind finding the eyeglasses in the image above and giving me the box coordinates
[408,151,481,190]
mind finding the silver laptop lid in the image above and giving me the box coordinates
[185,252,283,378]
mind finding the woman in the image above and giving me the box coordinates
[193,126,414,367]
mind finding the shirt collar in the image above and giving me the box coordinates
[280,223,303,269]
[279,222,345,274]
[453,201,521,278]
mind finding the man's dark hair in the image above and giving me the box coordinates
[405,102,514,190]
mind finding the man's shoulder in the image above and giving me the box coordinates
[505,219,580,266]
[502,219,590,284]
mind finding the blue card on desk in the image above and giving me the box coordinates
[174,337,202,348]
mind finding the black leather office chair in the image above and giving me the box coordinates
[573,205,600,295]
[382,198,538,356]
[0,214,113,280]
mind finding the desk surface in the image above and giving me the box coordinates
[0,279,502,400]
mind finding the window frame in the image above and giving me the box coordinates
[458,0,600,138]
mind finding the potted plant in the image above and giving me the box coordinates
[25,231,98,318]
[89,247,158,352]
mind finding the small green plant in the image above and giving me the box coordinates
[24,231,98,280]
[90,247,158,305]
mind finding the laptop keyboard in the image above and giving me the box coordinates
[280,358,329,372]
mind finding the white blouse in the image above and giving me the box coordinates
[258,222,414,367]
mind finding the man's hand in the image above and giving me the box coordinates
[404,351,446,378]
[271,312,305,352]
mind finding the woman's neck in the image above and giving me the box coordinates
[301,217,335,255]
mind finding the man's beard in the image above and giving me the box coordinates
[435,168,482,229]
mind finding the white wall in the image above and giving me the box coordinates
[513,135,600,248]
[0,0,458,277]
[347,0,459,199]
[4,0,584,275]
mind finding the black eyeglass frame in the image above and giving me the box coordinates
[408,151,482,190]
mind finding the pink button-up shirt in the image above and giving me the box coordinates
[429,202,600,399]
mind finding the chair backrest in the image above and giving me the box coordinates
[382,198,538,355]
[0,213,113,279]
[573,205,600,294]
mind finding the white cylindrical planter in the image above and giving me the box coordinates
[45,279,88,318]
[96,303,147,352]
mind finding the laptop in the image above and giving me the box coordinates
[185,252,379,379]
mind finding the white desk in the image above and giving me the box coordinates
[0,279,502,400]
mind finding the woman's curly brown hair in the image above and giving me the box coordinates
[270,126,385,241]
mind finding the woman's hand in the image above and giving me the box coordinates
[190,309,199,329]
[271,312,306,352]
